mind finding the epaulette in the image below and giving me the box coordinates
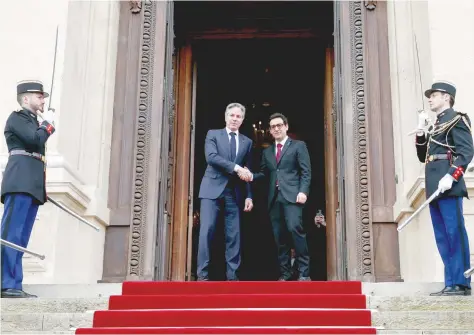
[461,114,471,133]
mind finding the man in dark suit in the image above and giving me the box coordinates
[1,80,56,298]
[197,102,254,281]
[242,113,311,281]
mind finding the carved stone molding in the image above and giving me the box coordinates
[130,0,142,14]
[128,0,155,279]
[349,1,374,279]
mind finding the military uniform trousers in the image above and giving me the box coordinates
[429,196,471,288]
[1,193,39,290]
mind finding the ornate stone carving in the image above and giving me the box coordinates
[130,0,142,14]
[349,1,374,279]
[364,1,377,11]
[128,0,155,278]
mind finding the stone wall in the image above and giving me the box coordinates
[0,0,119,283]
[388,0,474,282]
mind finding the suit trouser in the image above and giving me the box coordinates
[198,187,240,280]
[429,196,471,288]
[1,194,39,290]
[269,190,310,279]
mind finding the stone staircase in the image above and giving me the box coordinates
[1,282,474,334]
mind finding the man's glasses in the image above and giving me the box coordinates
[270,123,285,130]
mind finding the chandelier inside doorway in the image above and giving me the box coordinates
[251,66,274,148]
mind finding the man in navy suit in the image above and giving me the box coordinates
[197,102,254,281]
[241,113,311,281]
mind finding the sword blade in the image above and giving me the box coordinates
[48,25,59,112]
[464,267,474,278]
[1,239,45,260]
[47,196,100,231]
[397,188,441,232]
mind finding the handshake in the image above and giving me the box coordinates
[236,166,253,182]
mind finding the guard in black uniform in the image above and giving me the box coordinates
[415,81,473,296]
[1,80,56,298]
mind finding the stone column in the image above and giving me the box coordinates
[362,1,400,282]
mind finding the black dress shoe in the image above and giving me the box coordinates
[1,289,37,298]
[297,276,311,281]
[430,286,452,296]
[442,285,471,296]
[278,276,292,281]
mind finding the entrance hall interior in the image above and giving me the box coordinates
[174,1,334,281]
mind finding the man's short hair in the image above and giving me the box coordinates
[16,92,32,106]
[269,112,288,125]
[225,102,246,118]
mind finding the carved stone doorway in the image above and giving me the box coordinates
[103,1,400,283]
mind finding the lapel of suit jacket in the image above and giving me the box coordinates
[276,138,292,167]
[221,128,231,161]
[267,143,277,169]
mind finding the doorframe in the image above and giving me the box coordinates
[122,0,380,282]
[169,35,340,281]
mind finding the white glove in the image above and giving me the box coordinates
[417,111,430,129]
[438,174,455,193]
[38,110,55,126]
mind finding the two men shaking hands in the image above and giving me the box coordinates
[196,102,312,282]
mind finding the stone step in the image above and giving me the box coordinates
[1,297,108,313]
[372,311,474,330]
[22,283,121,298]
[0,312,93,333]
[2,332,74,334]
[363,282,447,297]
[368,296,474,311]
[3,296,474,314]
[17,282,451,298]
[377,331,474,334]
[3,311,474,332]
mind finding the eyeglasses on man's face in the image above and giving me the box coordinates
[270,123,286,130]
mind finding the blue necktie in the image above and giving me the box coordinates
[230,132,236,162]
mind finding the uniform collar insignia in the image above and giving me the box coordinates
[437,108,453,120]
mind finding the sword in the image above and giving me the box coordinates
[48,25,59,113]
[397,188,441,232]
[464,267,474,278]
[1,239,45,260]
[47,196,100,232]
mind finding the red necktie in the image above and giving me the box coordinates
[276,143,283,163]
[276,143,282,187]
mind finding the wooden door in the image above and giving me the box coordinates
[169,44,194,281]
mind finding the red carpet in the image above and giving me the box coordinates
[75,281,376,334]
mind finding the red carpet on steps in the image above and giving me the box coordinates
[75,281,376,334]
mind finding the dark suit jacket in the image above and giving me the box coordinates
[1,109,55,205]
[198,128,253,207]
[253,138,311,208]
[416,108,474,199]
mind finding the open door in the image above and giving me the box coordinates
[324,47,338,281]
[169,44,194,281]
[154,0,176,281]
[186,61,198,281]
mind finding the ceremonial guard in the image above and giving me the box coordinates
[415,81,473,296]
[1,80,55,298]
